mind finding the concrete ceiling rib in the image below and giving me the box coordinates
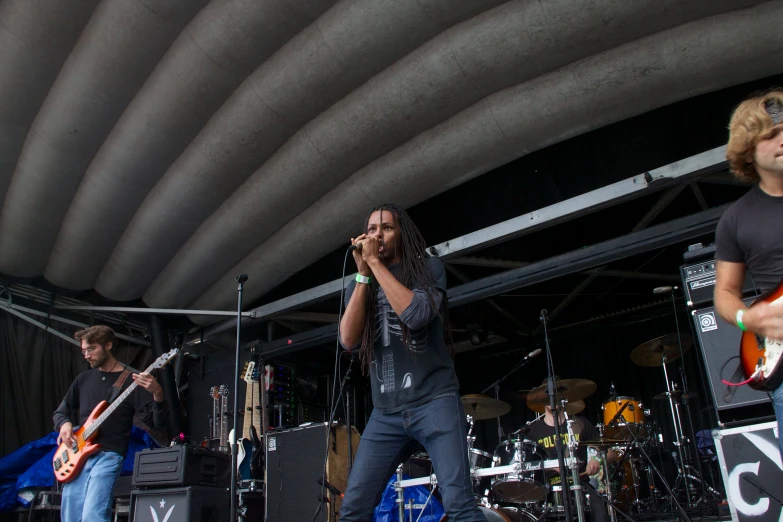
[0,0,99,206]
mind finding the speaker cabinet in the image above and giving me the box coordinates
[130,485,229,522]
[692,298,771,412]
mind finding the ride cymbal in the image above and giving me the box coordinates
[630,334,692,367]
[461,394,511,420]
[525,379,597,405]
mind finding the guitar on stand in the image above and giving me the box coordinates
[219,384,230,452]
[202,386,222,449]
[53,349,179,483]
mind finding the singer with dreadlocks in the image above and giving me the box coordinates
[338,204,486,521]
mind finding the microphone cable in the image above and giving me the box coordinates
[311,246,355,522]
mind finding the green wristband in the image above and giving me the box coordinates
[736,309,747,332]
[355,274,371,284]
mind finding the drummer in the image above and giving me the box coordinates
[527,404,617,479]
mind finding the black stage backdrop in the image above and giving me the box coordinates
[0,313,84,457]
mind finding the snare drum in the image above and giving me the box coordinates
[602,397,645,439]
[491,439,548,503]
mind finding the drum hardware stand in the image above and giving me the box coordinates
[540,308,574,522]
[659,353,693,507]
[481,347,542,444]
[563,405,587,522]
[621,423,691,522]
[581,481,637,522]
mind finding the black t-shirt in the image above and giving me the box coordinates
[526,415,599,479]
[53,367,168,456]
[343,257,459,413]
[715,184,783,292]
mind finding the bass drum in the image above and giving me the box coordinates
[479,505,538,522]
[491,439,548,503]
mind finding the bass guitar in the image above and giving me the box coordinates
[53,348,178,483]
[740,280,783,391]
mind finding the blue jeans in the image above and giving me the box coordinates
[339,391,486,522]
[61,451,124,522]
[772,385,783,459]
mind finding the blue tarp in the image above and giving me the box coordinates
[0,427,157,512]
[372,473,445,522]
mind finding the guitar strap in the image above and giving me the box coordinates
[106,365,135,404]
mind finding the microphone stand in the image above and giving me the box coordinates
[230,274,248,522]
[540,309,573,522]
[481,350,540,444]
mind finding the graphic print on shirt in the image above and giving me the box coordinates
[370,289,429,393]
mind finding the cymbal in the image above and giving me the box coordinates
[527,400,585,416]
[461,394,511,420]
[525,379,597,405]
[630,334,692,367]
[581,437,625,450]
[653,390,697,401]
[513,389,534,400]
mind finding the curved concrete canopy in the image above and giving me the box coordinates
[143,0,765,309]
[187,0,783,321]
[94,0,509,301]
[45,0,337,289]
[0,0,778,324]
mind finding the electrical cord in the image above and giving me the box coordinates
[311,247,354,522]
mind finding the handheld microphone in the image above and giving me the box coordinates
[348,244,361,251]
[525,348,542,360]
[653,286,678,294]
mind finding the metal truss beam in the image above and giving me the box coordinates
[255,205,725,357]
[0,301,150,346]
[185,146,726,346]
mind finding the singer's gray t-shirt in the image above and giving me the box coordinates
[343,257,459,414]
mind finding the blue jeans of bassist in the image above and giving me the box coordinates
[339,390,486,522]
[61,451,124,522]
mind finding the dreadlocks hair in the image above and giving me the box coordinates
[357,203,454,375]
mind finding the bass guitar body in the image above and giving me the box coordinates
[741,281,783,391]
[52,400,107,483]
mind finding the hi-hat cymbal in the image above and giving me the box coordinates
[461,394,511,420]
[630,334,692,367]
[527,399,585,416]
[653,390,697,401]
[582,437,626,450]
[525,379,597,405]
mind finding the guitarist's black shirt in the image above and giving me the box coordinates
[53,367,168,457]
[716,184,783,292]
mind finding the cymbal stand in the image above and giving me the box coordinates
[466,412,476,451]
[563,405,587,522]
[659,352,692,507]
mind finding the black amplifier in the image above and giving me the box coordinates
[132,445,230,488]
[680,247,756,308]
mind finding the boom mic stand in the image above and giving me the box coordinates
[230,274,248,522]
[541,309,573,522]
[481,348,542,444]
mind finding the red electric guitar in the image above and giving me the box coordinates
[740,281,783,391]
[52,348,179,483]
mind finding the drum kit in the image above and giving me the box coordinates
[391,333,719,521]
